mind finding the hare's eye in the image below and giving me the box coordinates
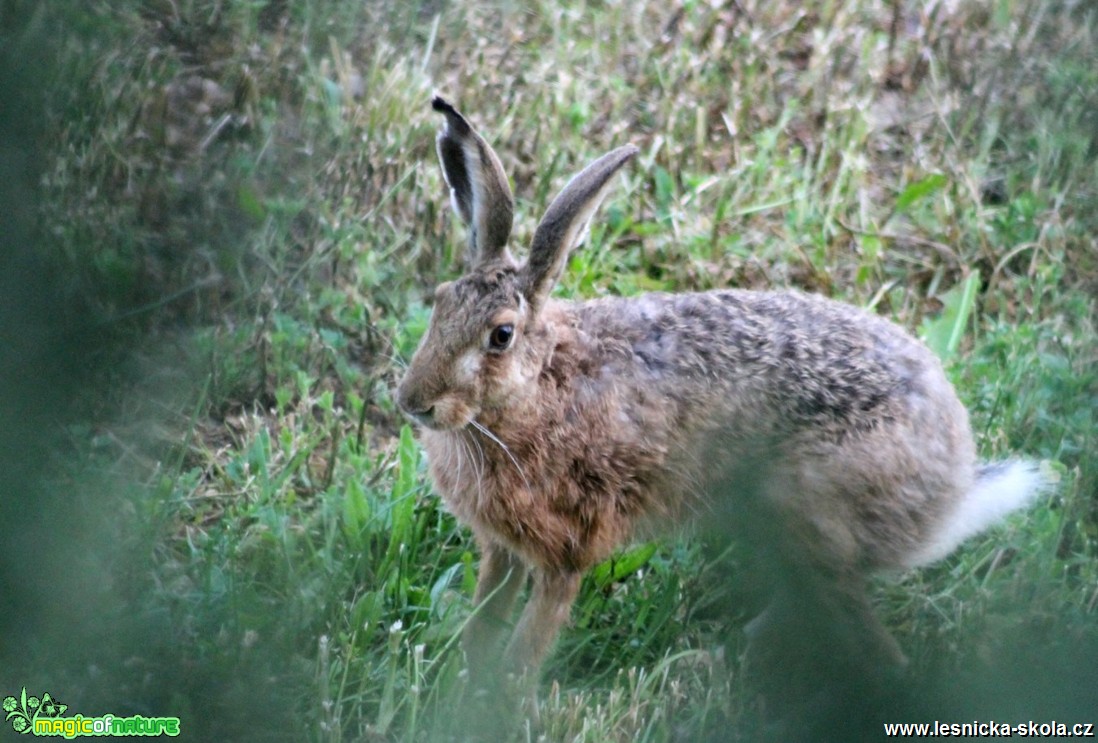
[488,324,514,351]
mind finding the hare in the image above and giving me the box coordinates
[395,96,1045,688]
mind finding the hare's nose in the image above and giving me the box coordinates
[395,380,425,415]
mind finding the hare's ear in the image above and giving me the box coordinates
[432,96,515,267]
[522,145,638,314]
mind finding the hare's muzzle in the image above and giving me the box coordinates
[395,376,476,431]
[402,404,435,427]
[395,382,434,426]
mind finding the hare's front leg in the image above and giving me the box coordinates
[502,569,582,678]
[464,542,527,683]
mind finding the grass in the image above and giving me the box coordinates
[1,0,1095,740]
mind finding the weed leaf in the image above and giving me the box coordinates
[895,173,949,213]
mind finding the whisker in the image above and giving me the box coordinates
[465,428,487,508]
[384,350,409,371]
[470,420,532,494]
[460,429,485,510]
[453,430,466,499]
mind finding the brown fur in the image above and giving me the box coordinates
[394,97,1039,685]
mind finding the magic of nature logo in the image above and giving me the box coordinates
[3,688,180,738]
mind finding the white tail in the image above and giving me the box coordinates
[909,461,1047,566]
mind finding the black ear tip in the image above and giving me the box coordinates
[431,95,472,135]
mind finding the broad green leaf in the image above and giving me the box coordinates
[591,542,659,589]
[341,478,369,542]
[921,271,981,361]
[386,425,419,562]
[895,173,948,212]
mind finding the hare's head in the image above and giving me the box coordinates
[396,97,636,431]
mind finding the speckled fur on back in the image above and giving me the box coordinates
[395,96,1044,685]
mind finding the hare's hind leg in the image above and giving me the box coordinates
[744,562,906,736]
[464,542,527,684]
